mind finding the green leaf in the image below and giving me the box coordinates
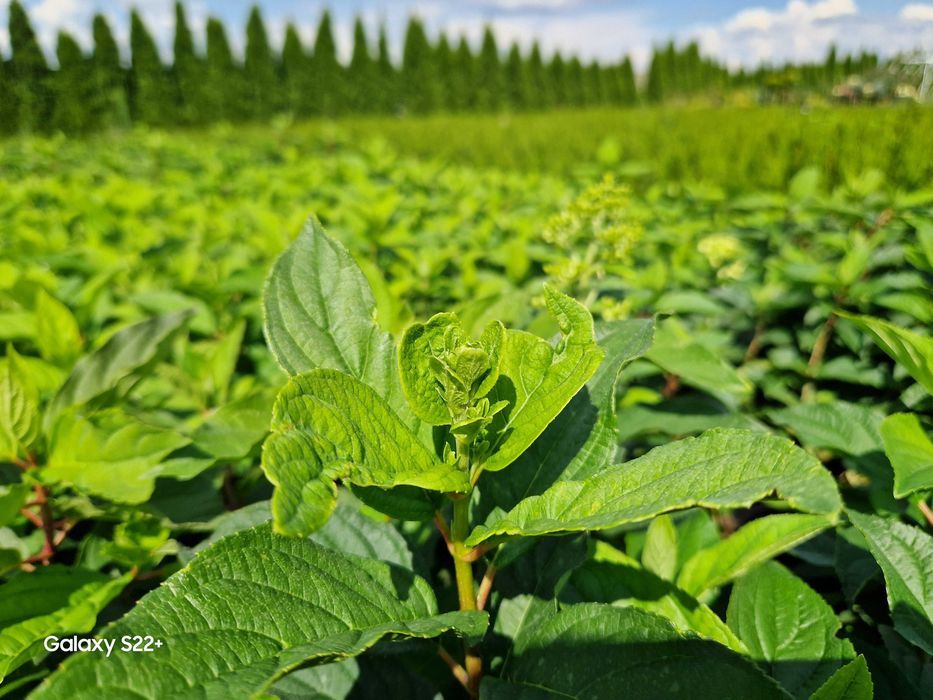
[263,219,414,426]
[44,410,190,504]
[646,319,752,408]
[0,567,131,682]
[769,401,883,457]
[44,311,192,431]
[262,369,467,536]
[0,483,30,526]
[191,496,415,571]
[468,429,841,546]
[837,312,933,394]
[33,525,487,699]
[484,604,790,699]
[809,656,873,700]
[570,540,746,653]
[34,288,83,366]
[480,286,604,473]
[642,514,678,580]
[0,347,39,461]
[880,413,933,498]
[848,511,933,654]
[477,318,653,518]
[678,513,834,597]
[727,562,855,698]
[270,660,359,700]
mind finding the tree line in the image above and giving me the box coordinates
[0,0,881,136]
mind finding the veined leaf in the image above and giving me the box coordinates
[480,286,604,473]
[263,218,414,426]
[467,429,841,546]
[678,513,834,597]
[848,511,933,654]
[837,312,933,394]
[34,288,83,366]
[810,656,873,700]
[880,413,933,498]
[43,311,192,431]
[476,319,653,518]
[769,401,883,457]
[191,496,415,571]
[727,562,855,698]
[484,604,790,699]
[569,540,746,653]
[0,567,131,683]
[33,525,487,699]
[44,410,190,504]
[262,369,467,536]
[0,347,39,461]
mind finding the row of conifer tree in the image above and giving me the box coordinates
[0,1,880,135]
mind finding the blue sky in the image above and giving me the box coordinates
[2,1,932,70]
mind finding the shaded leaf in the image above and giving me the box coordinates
[838,313,933,394]
[880,413,933,498]
[810,656,873,700]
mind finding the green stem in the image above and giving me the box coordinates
[450,435,482,695]
[451,497,477,612]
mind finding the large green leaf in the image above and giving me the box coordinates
[838,313,933,394]
[261,369,467,536]
[33,525,487,699]
[467,429,841,546]
[569,540,746,652]
[483,604,790,699]
[678,513,834,597]
[479,286,604,474]
[646,319,752,408]
[43,410,190,504]
[191,496,415,571]
[262,219,413,425]
[848,511,933,654]
[43,311,192,431]
[880,413,933,498]
[0,567,131,682]
[726,562,855,698]
[810,656,873,700]
[477,319,653,518]
[769,401,883,457]
[0,347,38,461]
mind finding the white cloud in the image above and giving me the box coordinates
[901,3,933,21]
[690,0,933,68]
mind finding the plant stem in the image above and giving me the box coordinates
[451,497,476,613]
[802,312,837,401]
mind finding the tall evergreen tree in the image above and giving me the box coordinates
[375,25,398,113]
[433,33,455,111]
[173,1,205,123]
[645,47,665,102]
[401,17,440,113]
[91,14,128,129]
[311,11,343,115]
[8,0,51,132]
[244,5,279,119]
[475,26,503,110]
[504,43,531,111]
[548,51,567,106]
[204,17,239,121]
[619,56,637,104]
[281,23,311,115]
[347,18,375,113]
[583,60,604,106]
[129,9,173,125]
[526,41,549,110]
[564,57,585,106]
[452,36,476,111]
[52,31,94,133]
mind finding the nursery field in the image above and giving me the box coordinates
[0,108,931,699]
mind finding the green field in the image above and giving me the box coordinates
[1,107,932,698]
